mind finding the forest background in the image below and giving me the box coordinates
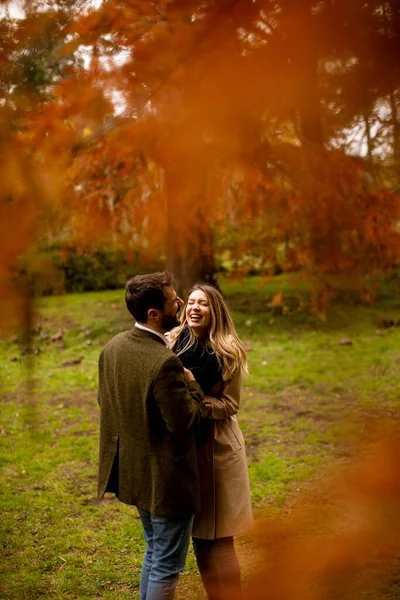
[1,1,400,599]
[1,0,400,314]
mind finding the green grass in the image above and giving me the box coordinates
[1,274,400,598]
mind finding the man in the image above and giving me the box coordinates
[97,272,204,600]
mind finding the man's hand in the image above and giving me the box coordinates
[183,367,195,383]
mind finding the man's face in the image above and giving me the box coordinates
[160,286,183,332]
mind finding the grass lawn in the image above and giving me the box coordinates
[1,275,400,599]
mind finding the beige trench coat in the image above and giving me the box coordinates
[192,370,253,539]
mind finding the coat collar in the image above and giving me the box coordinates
[130,326,168,346]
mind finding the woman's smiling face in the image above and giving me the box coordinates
[186,289,211,337]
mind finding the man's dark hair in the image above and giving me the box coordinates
[125,271,174,322]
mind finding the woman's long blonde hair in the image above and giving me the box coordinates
[169,284,248,381]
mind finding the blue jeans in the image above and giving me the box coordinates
[137,508,194,600]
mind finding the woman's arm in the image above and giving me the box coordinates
[202,370,242,420]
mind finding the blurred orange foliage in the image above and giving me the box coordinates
[237,421,400,600]
[1,0,400,323]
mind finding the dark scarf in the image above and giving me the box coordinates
[174,327,222,449]
[174,327,222,395]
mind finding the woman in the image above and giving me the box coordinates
[170,284,252,600]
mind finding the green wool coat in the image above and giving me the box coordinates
[97,326,204,517]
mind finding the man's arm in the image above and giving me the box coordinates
[152,354,205,435]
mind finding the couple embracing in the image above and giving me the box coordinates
[97,271,252,600]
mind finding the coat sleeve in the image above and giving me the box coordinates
[152,354,205,435]
[202,370,242,420]
[97,349,105,406]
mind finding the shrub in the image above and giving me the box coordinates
[15,244,165,296]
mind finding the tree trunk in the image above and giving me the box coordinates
[166,221,218,298]
[298,48,324,146]
[389,90,400,173]
[288,0,324,146]
[164,170,219,297]
[364,113,373,161]
[383,2,400,185]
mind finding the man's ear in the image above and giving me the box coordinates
[148,308,160,322]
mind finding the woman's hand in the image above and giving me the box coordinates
[183,367,195,383]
